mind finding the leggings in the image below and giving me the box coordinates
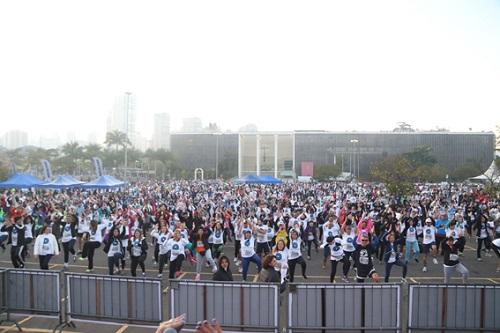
[196,250,216,273]
[330,260,341,283]
[342,251,354,277]
[158,252,169,274]
[241,254,262,281]
[107,254,122,275]
[234,240,241,259]
[384,259,407,282]
[38,254,52,270]
[288,256,307,282]
[443,263,469,283]
[131,255,146,276]
[212,244,224,259]
[10,245,25,268]
[62,240,76,264]
[82,241,101,269]
[477,237,491,258]
[306,240,319,257]
[169,254,185,279]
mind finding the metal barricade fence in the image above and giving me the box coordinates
[170,280,280,333]
[63,273,163,327]
[288,283,401,333]
[0,269,5,314]
[0,269,63,331]
[408,284,500,332]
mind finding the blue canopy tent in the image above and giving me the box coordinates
[234,175,282,184]
[0,173,45,189]
[82,175,126,189]
[39,175,85,189]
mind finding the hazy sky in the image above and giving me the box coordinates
[1,0,499,142]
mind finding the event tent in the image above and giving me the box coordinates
[0,173,45,189]
[234,175,282,184]
[39,175,85,189]
[81,175,126,189]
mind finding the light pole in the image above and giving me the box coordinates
[214,133,222,179]
[350,139,359,180]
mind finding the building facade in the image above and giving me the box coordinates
[106,92,138,147]
[152,113,171,150]
[170,131,496,179]
[1,130,28,150]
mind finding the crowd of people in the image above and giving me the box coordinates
[1,180,499,285]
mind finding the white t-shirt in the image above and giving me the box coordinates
[212,229,224,245]
[274,249,288,269]
[61,223,75,243]
[266,226,275,242]
[406,226,417,242]
[241,237,256,258]
[88,224,107,243]
[256,225,268,243]
[167,238,189,261]
[288,238,302,260]
[342,232,357,252]
[34,234,59,256]
[329,243,344,261]
[130,238,143,257]
[423,226,436,245]
[157,233,171,255]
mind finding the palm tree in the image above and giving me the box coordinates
[83,143,103,160]
[105,131,131,152]
[61,142,83,174]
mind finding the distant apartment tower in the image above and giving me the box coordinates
[1,130,28,149]
[106,92,137,146]
[152,113,171,150]
[181,117,202,133]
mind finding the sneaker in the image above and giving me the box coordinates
[477,258,483,262]
[422,266,427,272]
[432,258,438,265]
[233,257,238,262]
[302,274,308,280]
[238,267,243,273]
[142,272,146,276]
[235,260,241,267]
[341,276,349,283]
[85,268,93,273]
[195,273,201,281]
[414,258,419,263]
[73,255,76,262]
[212,266,218,273]
[307,256,311,260]
[157,274,163,278]
[153,261,158,266]
[401,278,407,283]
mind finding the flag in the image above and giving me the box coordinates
[40,160,53,180]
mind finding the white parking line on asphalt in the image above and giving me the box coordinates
[0,316,32,333]
[114,325,128,333]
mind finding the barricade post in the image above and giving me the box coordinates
[408,284,500,332]
[58,272,163,331]
[287,283,401,333]
[170,280,280,333]
[0,269,63,332]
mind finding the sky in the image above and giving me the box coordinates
[0,0,499,143]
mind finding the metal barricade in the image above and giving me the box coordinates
[170,280,280,333]
[0,269,63,331]
[62,273,163,328]
[0,269,5,314]
[288,283,401,333]
[408,284,500,332]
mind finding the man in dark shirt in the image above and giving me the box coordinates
[353,234,380,283]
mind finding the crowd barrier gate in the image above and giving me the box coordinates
[408,284,500,332]
[170,280,280,333]
[55,272,163,332]
[0,269,63,332]
[287,283,401,333]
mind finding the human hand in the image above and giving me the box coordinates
[155,314,186,333]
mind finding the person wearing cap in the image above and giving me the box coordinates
[421,218,439,272]
[353,233,380,283]
[320,236,344,283]
[442,236,469,284]
[240,228,261,281]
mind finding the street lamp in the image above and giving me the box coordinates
[214,133,222,179]
[350,139,359,180]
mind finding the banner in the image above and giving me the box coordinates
[301,161,314,177]
[10,162,17,175]
[40,160,53,180]
[92,157,104,177]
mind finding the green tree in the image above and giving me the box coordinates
[314,164,342,182]
[104,131,131,152]
[60,142,83,174]
[403,146,437,167]
[370,156,415,196]
[83,143,103,160]
[450,159,483,181]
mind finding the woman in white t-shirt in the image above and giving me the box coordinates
[272,239,289,284]
[287,229,307,282]
[166,229,190,279]
[34,225,59,270]
[240,229,262,281]
[79,220,107,272]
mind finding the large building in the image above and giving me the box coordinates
[106,92,138,147]
[1,130,28,149]
[181,117,203,133]
[152,113,171,150]
[170,131,496,179]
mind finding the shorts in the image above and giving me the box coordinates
[422,243,435,254]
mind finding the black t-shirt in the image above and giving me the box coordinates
[354,244,375,278]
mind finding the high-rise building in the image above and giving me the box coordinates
[106,92,137,146]
[152,113,171,150]
[181,117,202,133]
[1,130,28,149]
